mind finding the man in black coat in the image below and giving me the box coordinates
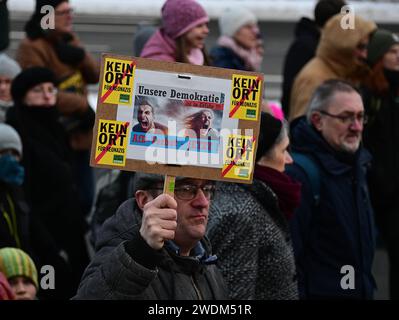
[286,80,376,299]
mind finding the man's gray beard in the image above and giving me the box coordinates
[340,140,361,154]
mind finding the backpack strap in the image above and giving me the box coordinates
[290,152,321,298]
[291,152,321,207]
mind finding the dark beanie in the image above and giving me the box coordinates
[314,0,346,28]
[35,0,68,14]
[11,67,56,104]
[256,112,283,162]
[367,29,399,67]
[25,0,68,39]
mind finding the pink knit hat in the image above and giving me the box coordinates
[162,0,209,39]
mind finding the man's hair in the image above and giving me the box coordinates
[306,79,357,122]
[131,172,164,194]
[314,0,347,28]
[131,172,189,195]
[138,99,154,113]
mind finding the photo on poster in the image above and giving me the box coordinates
[130,83,224,156]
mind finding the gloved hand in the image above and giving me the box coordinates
[54,33,86,66]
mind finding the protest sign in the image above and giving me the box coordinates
[90,54,263,183]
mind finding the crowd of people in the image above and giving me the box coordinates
[1,0,399,301]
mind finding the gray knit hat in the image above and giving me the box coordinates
[219,7,257,37]
[0,54,21,79]
[0,123,23,157]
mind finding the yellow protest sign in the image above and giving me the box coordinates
[100,58,136,105]
[95,119,129,166]
[229,74,262,121]
[221,134,256,181]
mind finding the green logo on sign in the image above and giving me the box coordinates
[246,109,256,118]
[113,155,124,164]
[238,169,249,177]
[119,94,130,103]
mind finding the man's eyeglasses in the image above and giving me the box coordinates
[31,87,58,96]
[149,184,216,201]
[319,110,368,125]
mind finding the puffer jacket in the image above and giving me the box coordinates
[74,198,229,300]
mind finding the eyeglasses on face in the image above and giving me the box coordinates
[319,110,368,125]
[149,184,216,201]
[30,86,58,96]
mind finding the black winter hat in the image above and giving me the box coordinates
[314,0,346,28]
[25,0,69,39]
[35,0,68,14]
[11,67,57,104]
[256,112,283,162]
[367,29,399,67]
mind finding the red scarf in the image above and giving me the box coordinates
[254,164,302,220]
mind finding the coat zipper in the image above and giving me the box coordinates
[191,275,203,300]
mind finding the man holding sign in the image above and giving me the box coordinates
[74,173,228,300]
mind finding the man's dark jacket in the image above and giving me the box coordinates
[74,199,229,300]
[286,118,376,299]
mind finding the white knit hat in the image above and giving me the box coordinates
[0,123,23,157]
[219,7,257,37]
[0,54,21,79]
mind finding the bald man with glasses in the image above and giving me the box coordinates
[74,173,228,300]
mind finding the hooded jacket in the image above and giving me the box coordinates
[286,117,376,299]
[289,14,376,121]
[74,198,228,300]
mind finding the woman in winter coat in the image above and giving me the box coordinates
[207,112,301,299]
[210,7,262,71]
[17,0,99,217]
[140,0,210,65]
[362,29,399,300]
[17,0,99,116]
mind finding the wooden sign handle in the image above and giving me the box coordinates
[163,175,176,197]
